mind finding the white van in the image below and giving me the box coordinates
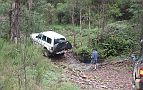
[30,31,72,57]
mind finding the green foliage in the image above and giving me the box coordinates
[129,3,143,22]
[0,1,10,15]
[101,35,134,57]
[3,76,16,90]
[56,3,71,24]
[20,8,47,33]
[105,21,138,40]
[46,3,57,24]
[35,60,46,85]
[57,3,68,12]
[0,38,80,90]
[109,4,122,18]
[74,46,91,62]
[0,20,9,39]
[97,21,137,58]
[75,46,91,55]
[57,82,80,90]
[33,0,48,13]
[0,38,5,50]
[2,0,143,89]
[50,23,137,59]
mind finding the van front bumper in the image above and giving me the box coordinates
[134,79,143,90]
[55,50,65,54]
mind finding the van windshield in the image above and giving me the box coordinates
[54,38,65,45]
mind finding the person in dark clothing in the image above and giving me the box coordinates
[91,49,98,70]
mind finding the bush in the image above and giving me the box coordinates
[97,21,137,58]
[100,35,134,57]
[74,46,91,63]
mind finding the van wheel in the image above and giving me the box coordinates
[43,48,49,57]
[65,41,72,50]
[60,52,65,56]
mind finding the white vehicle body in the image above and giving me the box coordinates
[30,31,71,56]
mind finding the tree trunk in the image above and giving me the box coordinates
[88,6,91,47]
[10,0,20,43]
[72,5,74,26]
[80,8,82,32]
[88,7,91,30]
[97,3,101,29]
[80,8,82,46]
[28,0,33,10]
[101,0,105,32]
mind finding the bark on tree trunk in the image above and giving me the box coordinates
[72,5,76,47]
[80,8,82,32]
[28,0,33,10]
[80,8,82,46]
[88,6,91,47]
[10,0,20,43]
[88,7,91,30]
[101,1,105,32]
[97,3,101,29]
[72,5,74,26]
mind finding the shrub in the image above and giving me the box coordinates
[96,21,137,58]
[74,46,91,63]
[100,35,134,57]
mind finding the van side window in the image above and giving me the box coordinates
[42,35,46,41]
[47,37,52,44]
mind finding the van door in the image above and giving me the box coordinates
[41,35,53,52]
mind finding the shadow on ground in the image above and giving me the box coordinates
[50,54,65,62]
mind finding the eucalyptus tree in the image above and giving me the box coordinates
[9,0,21,43]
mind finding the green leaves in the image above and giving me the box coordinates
[109,4,122,18]
[102,35,134,57]
[0,1,10,15]
[74,46,91,62]
[129,3,143,22]
[97,21,137,58]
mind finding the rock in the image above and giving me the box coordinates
[101,85,108,89]
[80,73,87,79]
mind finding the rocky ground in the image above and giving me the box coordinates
[53,51,133,90]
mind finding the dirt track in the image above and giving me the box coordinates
[53,52,133,90]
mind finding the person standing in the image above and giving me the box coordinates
[91,49,98,70]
